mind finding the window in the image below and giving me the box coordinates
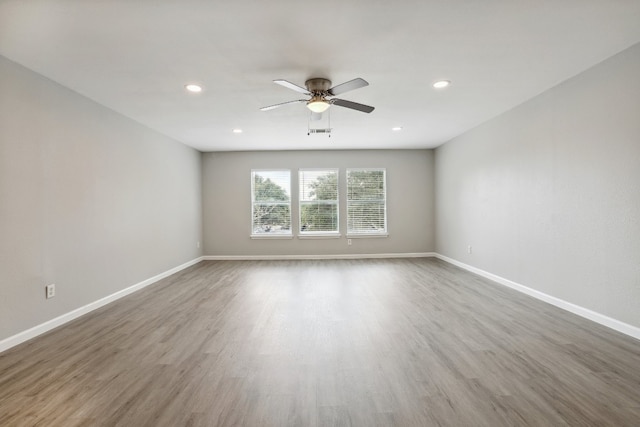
[251,170,291,237]
[347,168,387,236]
[299,169,339,235]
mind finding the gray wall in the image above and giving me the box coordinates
[0,56,203,341]
[435,43,640,328]
[203,150,434,256]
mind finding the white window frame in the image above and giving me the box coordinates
[346,168,388,237]
[250,169,293,239]
[298,168,341,238]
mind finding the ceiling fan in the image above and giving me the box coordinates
[260,77,375,117]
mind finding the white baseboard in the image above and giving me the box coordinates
[5,253,636,353]
[203,252,436,261]
[434,253,640,341]
[0,257,204,354]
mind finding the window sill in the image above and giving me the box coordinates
[346,233,389,239]
[298,233,342,239]
[250,234,293,240]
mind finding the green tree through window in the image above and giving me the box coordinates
[299,170,338,234]
[251,171,291,235]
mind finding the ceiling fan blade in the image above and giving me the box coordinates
[328,78,369,96]
[332,98,375,113]
[273,79,310,95]
[310,112,323,121]
[260,99,306,111]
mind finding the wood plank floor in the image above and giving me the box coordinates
[1,258,639,426]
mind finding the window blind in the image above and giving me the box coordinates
[299,169,339,234]
[347,168,387,235]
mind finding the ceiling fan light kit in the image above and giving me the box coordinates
[308,104,332,137]
[307,96,331,113]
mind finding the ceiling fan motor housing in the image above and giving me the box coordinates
[305,78,332,94]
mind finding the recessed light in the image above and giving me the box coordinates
[433,80,451,89]
[392,127,403,131]
[185,84,203,93]
[232,128,243,134]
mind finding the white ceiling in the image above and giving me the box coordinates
[1,1,640,152]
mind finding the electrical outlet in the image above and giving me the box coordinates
[45,284,55,299]
[347,239,352,246]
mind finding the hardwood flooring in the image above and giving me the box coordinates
[1,258,639,426]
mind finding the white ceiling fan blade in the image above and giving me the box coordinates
[260,99,306,111]
[273,79,310,95]
[328,78,369,96]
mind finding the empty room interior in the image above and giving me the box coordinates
[1,1,640,426]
